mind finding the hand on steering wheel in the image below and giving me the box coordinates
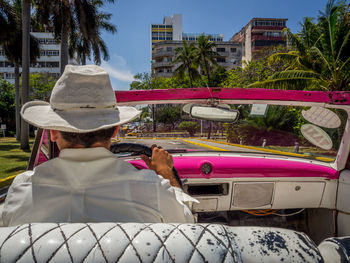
[110,143,183,188]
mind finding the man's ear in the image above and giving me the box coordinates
[112,126,120,138]
[50,130,60,142]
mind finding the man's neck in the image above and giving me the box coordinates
[61,142,111,150]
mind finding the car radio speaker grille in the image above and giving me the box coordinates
[232,182,274,208]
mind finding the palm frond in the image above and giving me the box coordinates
[248,77,323,90]
[267,52,298,65]
[309,46,333,72]
[269,70,322,80]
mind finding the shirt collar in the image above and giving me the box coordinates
[58,147,115,162]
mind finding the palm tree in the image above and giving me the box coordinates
[36,0,115,73]
[0,0,15,41]
[2,0,40,141]
[195,34,219,87]
[69,2,116,65]
[250,1,350,91]
[172,40,199,88]
[21,0,31,149]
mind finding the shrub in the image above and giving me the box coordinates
[178,121,199,136]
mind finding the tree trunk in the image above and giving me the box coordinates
[14,62,20,141]
[82,53,86,65]
[60,22,69,74]
[207,121,212,139]
[20,0,30,150]
[152,104,157,132]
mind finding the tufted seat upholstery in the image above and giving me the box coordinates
[0,223,326,262]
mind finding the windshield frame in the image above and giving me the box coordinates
[115,88,350,171]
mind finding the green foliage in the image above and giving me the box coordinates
[2,0,40,64]
[140,107,150,120]
[221,45,290,88]
[29,73,57,100]
[0,80,15,132]
[250,1,350,91]
[195,34,219,86]
[172,40,200,88]
[224,106,300,146]
[155,106,181,130]
[178,121,200,136]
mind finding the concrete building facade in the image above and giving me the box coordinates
[152,40,241,77]
[230,18,287,63]
[0,27,61,84]
[151,14,242,77]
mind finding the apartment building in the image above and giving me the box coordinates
[151,14,242,77]
[152,40,241,77]
[0,27,60,84]
[230,18,287,63]
[151,14,183,55]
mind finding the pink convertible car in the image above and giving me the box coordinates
[1,88,349,262]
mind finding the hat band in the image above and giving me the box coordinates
[52,105,117,112]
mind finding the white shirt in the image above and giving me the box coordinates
[2,147,195,226]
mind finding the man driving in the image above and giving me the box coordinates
[2,65,195,226]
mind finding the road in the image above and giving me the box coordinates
[119,138,265,153]
[119,138,212,151]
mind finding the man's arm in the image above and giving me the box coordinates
[140,146,181,188]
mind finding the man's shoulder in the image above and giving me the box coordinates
[11,170,33,185]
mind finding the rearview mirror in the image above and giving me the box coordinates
[190,106,239,122]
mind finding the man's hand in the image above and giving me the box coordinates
[140,146,180,188]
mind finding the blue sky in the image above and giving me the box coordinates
[98,0,330,90]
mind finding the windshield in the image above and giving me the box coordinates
[119,103,348,163]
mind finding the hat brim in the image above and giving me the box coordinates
[21,101,141,133]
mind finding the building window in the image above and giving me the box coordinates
[0,50,4,56]
[167,57,172,62]
[46,38,58,44]
[166,37,172,40]
[5,73,15,79]
[166,47,172,51]
[217,58,226,63]
[5,62,14,67]
[48,50,59,56]
[46,62,59,68]
[230,48,237,53]
[216,48,225,52]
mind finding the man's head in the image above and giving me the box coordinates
[20,65,140,148]
[50,126,119,150]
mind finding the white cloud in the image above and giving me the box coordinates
[101,60,135,83]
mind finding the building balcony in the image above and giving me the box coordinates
[152,50,174,58]
[151,61,172,68]
[251,35,285,41]
[216,51,229,57]
[252,26,285,31]
[154,72,173,78]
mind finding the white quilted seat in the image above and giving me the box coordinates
[0,223,323,263]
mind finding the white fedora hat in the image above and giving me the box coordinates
[21,65,141,133]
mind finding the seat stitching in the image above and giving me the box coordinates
[114,223,146,262]
[81,224,116,263]
[47,224,89,262]
[58,223,74,263]
[15,224,61,262]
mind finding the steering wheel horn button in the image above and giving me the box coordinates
[201,162,213,175]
